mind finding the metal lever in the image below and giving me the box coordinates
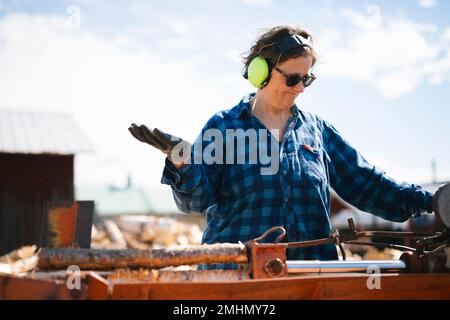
[252,226,286,243]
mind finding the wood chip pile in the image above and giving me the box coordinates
[340,243,403,260]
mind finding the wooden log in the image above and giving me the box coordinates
[122,232,150,250]
[103,220,127,249]
[37,243,248,270]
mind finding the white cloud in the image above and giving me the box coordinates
[0,13,230,187]
[223,48,242,63]
[318,7,338,24]
[242,0,273,8]
[167,17,190,36]
[316,8,450,98]
[158,36,199,50]
[126,25,157,37]
[375,69,421,98]
[418,0,438,8]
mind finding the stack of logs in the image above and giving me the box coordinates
[91,215,203,250]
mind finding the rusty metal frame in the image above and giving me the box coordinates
[40,201,94,249]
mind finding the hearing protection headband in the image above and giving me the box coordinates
[244,34,312,89]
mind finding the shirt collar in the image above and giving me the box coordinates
[233,92,301,121]
[231,92,254,119]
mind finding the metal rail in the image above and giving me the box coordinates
[287,260,407,273]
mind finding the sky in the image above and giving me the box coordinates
[0,0,449,198]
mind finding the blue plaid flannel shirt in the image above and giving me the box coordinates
[161,93,433,269]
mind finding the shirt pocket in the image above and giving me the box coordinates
[298,144,326,183]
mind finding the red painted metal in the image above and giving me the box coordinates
[0,274,87,300]
[249,241,288,279]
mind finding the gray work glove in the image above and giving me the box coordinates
[432,182,450,229]
[128,123,191,164]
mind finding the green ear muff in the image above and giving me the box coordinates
[245,35,313,88]
[247,56,269,88]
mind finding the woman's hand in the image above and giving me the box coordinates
[128,123,191,168]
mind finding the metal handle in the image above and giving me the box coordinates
[253,226,286,243]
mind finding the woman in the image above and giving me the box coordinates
[129,25,444,269]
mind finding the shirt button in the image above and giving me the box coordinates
[283,169,287,175]
[284,197,289,203]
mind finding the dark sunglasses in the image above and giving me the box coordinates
[274,66,316,88]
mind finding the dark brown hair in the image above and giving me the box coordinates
[242,25,318,76]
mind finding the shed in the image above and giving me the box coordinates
[0,110,92,254]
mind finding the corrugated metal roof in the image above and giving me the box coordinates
[76,185,181,215]
[0,109,93,155]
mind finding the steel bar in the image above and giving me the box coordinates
[355,231,429,239]
[287,238,333,248]
[286,232,429,250]
[286,260,407,273]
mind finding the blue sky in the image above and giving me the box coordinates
[0,0,449,192]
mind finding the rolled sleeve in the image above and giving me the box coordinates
[160,115,224,214]
[161,157,201,192]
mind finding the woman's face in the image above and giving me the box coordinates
[262,55,314,110]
